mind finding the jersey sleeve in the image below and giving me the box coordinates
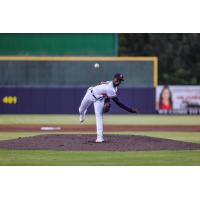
[100,81,107,84]
[107,89,117,98]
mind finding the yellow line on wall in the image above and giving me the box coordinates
[0,56,157,61]
[153,57,158,87]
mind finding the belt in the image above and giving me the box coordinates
[91,90,97,100]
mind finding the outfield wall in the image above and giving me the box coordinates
[0,87,155,114]
[0,57,158,87]
[0,56,157,114]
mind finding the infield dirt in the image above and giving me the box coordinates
[0,124,200,132]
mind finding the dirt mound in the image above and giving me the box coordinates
[0,134,200,151]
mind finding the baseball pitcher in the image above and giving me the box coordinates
[79,73,137,142]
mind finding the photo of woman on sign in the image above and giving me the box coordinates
[159,86,173,110]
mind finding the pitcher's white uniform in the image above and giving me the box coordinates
[79,81,117,142]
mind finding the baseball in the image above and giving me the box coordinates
[94,63,100,69]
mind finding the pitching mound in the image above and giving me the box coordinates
[0,134,200,151]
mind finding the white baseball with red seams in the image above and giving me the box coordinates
[79,81,117,142]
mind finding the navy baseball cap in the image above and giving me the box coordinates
[113,73,124,81]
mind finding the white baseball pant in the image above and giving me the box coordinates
[79,88,105,138]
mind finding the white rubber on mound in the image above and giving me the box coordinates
[40,127,61,131]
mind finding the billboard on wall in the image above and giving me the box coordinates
[156,86,200,114]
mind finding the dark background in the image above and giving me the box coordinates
[1,33,199,85]
[120,34,200,85]
[0,33,199,114]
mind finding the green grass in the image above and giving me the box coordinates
[0,114,200,166]
[0,132,45,140]
[0,132,99,141]
[132,132,200,144]
[0,149,200,166]
[1,114,200,125]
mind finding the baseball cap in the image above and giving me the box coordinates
[113,73,124,81]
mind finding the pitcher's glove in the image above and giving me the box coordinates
[103,98,111,113]
[103,102,111,113]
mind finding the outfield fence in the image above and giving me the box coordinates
[0,87,155,114]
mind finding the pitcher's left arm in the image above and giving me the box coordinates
[111,97,137,113]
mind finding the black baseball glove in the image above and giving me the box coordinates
[103,98,111,113]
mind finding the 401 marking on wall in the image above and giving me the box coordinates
[2,96,17,104]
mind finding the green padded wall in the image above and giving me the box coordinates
[0,58,156,86]
[0,34,118,56]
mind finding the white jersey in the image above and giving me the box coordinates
[92,81,118,99]
[79,80,119,140]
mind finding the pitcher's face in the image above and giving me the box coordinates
[113,78,122,87]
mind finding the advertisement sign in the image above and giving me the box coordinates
[156,86,200,114]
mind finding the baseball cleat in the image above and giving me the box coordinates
[96,137,104,143]
[79,114,85,123]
